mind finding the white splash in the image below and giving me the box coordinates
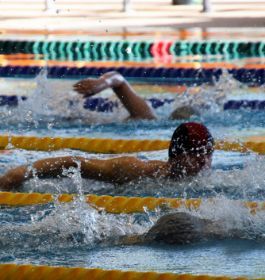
[0,200,149,249]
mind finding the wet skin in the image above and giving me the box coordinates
[0,152,212,191]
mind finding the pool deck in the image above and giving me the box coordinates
[0,1,264,35]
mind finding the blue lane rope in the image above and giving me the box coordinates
[1,95,265,111]
[0,66,264,86]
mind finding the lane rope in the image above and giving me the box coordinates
[2,95,265,111]
[0,66,263,86]
[0,263,251,280]
[0,134,263,154]
[0,192,263,214]
[0,39,264,59]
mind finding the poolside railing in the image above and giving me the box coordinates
[1,0,264,16]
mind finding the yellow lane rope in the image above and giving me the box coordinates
[0,264,250,280]
[0,192,263,214]
[0,135,264,154]
[0,135,169,153]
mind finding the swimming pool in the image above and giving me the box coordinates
[0,32,265,278]
[1,192,265,277]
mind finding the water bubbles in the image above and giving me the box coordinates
[25,110,33,123]
[47,122,54,130]
[0,199,150,250]
[3,70,106,129]
[61,162,84,196]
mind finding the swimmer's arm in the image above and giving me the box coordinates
[74,71,156,120]
[80,156,164,184]
[0,156,162,190]
[0,157,82,191]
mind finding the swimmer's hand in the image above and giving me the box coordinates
[73,78,109,97]
[73,71,125,97]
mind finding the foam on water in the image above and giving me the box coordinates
[0,70,128,127]
[0,199,150,250]
[170,71,231,115]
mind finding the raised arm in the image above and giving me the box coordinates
[0,156,166,191]
[73,71,156,120]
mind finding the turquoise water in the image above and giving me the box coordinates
[0,72,265,277]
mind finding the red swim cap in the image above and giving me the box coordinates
[169,122,214,158]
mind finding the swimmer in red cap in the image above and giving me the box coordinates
[73,71,198,120]
[0,122,213,191]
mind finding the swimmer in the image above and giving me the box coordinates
[120,212,225,245]
[117,212,250,246]
[120,211,259,246]
[73,71,199,120]
[0,122,214,191]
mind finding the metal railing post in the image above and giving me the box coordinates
[123,0,132,12]
[202,0,212,12]
[45,0,56,12]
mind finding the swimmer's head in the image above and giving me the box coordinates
[168,122,214,177]
[170,105,200,120]
[144,212,210,244]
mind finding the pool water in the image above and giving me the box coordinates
[0,64,265,277]
[0,196,265,277]
[0,70,265,141]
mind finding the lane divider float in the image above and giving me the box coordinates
[0,66,263,86]
[0,39,264,59]
[0,192,263,214]
[2,95,265,111]
[0,263,252,280]
[0,135,264,154]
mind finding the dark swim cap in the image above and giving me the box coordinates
[168,122,214,159]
